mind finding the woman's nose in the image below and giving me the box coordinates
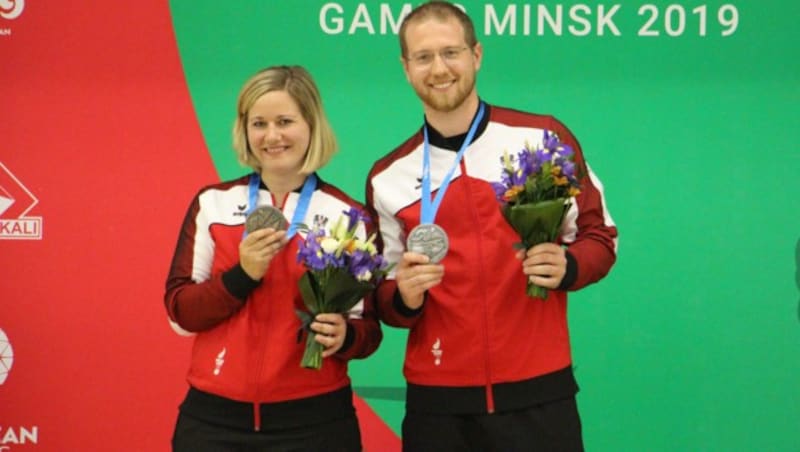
[264,124,281,142]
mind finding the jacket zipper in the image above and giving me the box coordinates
[461,160,495,414]
[252,191,294,431]
[253,402,261,432]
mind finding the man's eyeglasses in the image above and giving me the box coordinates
[407,46,471,67]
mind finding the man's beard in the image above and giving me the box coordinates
[415,74,475,113]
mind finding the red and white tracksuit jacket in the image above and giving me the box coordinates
[164,174,381,430]
[365,103,617,414]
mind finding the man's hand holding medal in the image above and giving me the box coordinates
[396,250,445,310]
[397,104,486,310]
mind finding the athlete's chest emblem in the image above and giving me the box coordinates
[213,347,226,375]
[432,338,443,366]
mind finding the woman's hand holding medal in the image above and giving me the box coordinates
[239,227,288,280]
[239,173,315,281]
[396,251,445,310]
[240,197,291,281]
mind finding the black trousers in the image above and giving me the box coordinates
[172,411,362,452]
[402,396,584,452]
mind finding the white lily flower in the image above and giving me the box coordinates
[332,215,348,240]
[320,237,339,254]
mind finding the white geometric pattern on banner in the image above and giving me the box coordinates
[0,328,12,385]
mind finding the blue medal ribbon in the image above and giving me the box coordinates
[244,172,317,239]
[420,102,485,224]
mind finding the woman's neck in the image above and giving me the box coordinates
[261,171,307,206]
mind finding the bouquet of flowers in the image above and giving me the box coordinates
[491,130,581,299]
[295,207,391,370]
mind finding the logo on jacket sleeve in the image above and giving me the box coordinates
[213,348,226,375]
[431,338,442,366]
[312,213,329,230]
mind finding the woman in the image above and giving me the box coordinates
[165,65,381,451]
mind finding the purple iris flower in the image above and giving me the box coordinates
[349,250,389,282]
[491,181,508,201]
[297,230,327,271]
[514,169,531,187]
[323,251,345,269]
[557,143,574,159]
[372,255,389,283]
[534,148,551,168]
[348,250,374,279]
[560,160,576,179]
[517,149,541,177]
[343,207,370,230]
[542,130,561,150]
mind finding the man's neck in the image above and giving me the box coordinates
[424,95,480,138]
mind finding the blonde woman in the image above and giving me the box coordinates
[165,66,380,451]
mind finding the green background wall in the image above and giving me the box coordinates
[170,1,800,449]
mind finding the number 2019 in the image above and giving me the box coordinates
[638,4,739,36]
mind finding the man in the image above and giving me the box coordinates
[365,1,618,451]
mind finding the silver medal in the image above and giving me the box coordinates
[406,223,449,263]
[245,205,289,233]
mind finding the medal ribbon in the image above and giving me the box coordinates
[420,102,485,224]
[244,172,317,239]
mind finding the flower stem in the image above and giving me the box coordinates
[301,332,324,370]
[527,281,549,300]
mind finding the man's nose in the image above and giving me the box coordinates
[429,52,449,73]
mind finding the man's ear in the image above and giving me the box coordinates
[400,55,411,82]
[473,42,483,72]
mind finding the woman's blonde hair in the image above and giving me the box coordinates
[232,65,337,174]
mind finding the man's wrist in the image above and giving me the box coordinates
[394,289,425,317]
